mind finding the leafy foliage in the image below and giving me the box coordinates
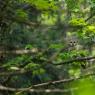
[0,0,95,95]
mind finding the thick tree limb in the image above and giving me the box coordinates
[0,85,94,93]
[27,70,95,88]
[0,49,38,55]
[0,72,94,92]
[0,49,95,63]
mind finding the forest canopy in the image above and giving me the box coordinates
[0,0,95,95]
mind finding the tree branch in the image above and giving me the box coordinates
[0,49,38,55]
[0,85,94,93]
[85,14,95,22]
[0,72,94,92]
[28,70,95,88]
[0,69,30,76]
[54,56,95,65]
[0,56,95,77]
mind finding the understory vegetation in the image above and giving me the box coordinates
[0,0,95,95]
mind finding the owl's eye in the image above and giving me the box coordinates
[70,41,73,44]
